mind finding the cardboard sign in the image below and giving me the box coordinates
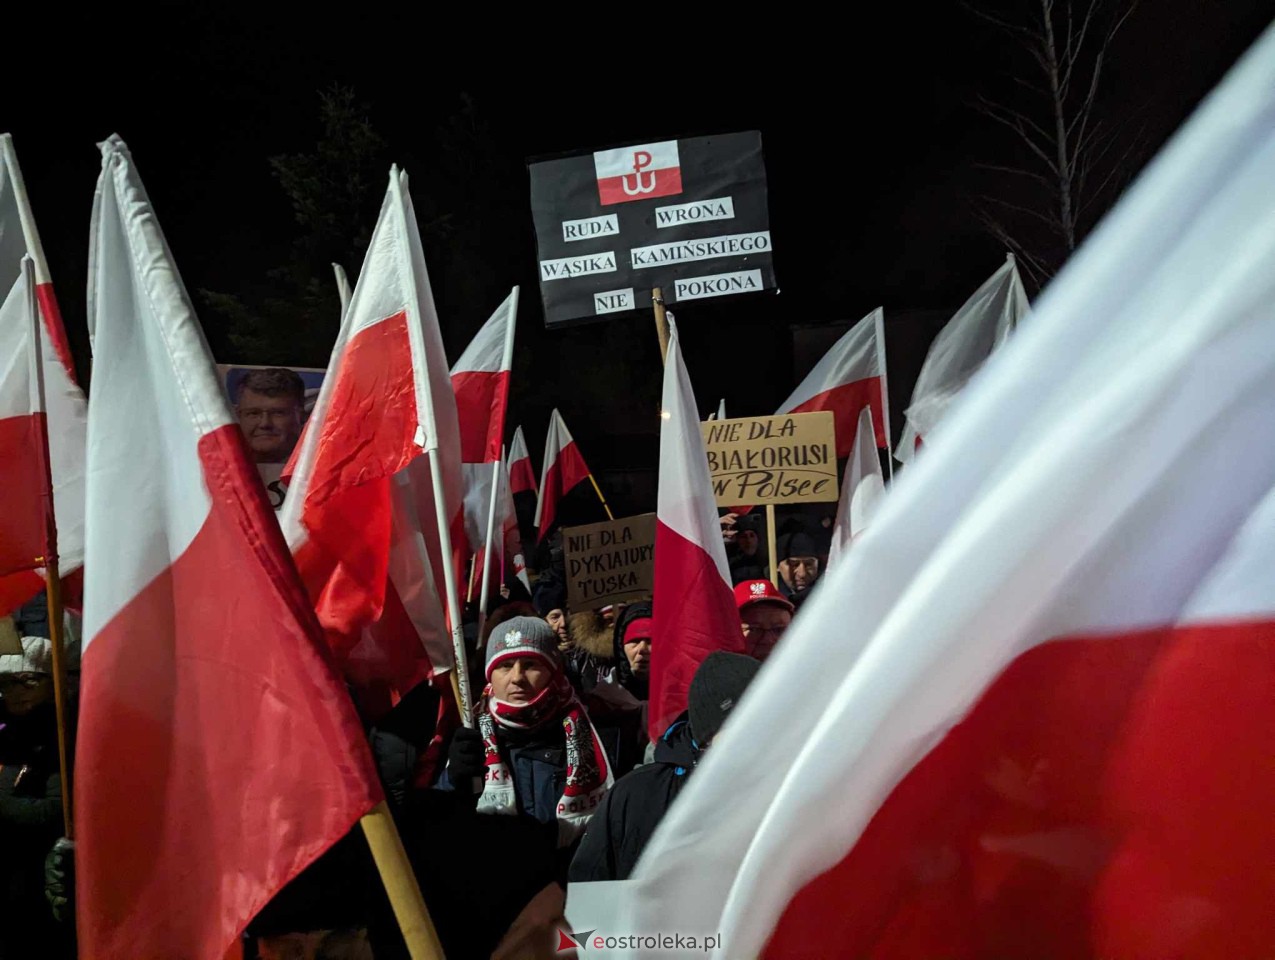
[528,131,776,327]
[701,412,839,506]
[562,513,657,611]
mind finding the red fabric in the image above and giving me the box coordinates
[0,412,48,576]
[789,375,885,458]
[537,440,592,541]
[75,424,382,960]
[650,521,745,740]
[451,368,510,464]
[0,568,42,616]
[509,455,537,497]
[35,283,77,384]
[764,619,1275,959]
[298,312,419,637]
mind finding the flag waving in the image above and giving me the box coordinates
[508,423,537,496]
[650,316,745,741]
[778,307,890,458]
[896,254,1027,462]
[622,28,1275,958]
[0,134,87,613]
[534,408,594,540]
[78,136,382,960]
[826,405,884,571]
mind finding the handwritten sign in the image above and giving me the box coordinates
[563,513,657,611]
[701,412,839,506]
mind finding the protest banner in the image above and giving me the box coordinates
[563,513,656,611]
[529,132,776,328]
[701,412,839,507]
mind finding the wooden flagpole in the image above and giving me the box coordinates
[766,504,779,590]
[359,802,447,959]
[587,473,615,521]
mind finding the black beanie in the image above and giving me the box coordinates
[688,652,761,744]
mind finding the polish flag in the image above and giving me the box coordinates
[534,409,591,541]
[0,134,87,613]
[498,450,530,592]
[594,140,682,207]
[778,307,890,458]
[452,288,518,556]
[896,255,1027,463]
[826,406,885,571]
[280,168,464,712]
[650,315,745,741]
[508,424,537,497]
[77,136,382,960]
[619,32,1275,958]
[0,261,45,580]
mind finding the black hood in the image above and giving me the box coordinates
[612,600,652,695]
[652,711,700,770]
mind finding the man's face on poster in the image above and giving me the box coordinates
[237,388,303,463]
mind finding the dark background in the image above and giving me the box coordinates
[5,5,1270,520]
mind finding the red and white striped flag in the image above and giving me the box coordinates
[621,30,1275,958]
[498,449,530,592]
[77,136,382,960]
[534,408,592,540]
[650,316,745,741]
[0,259,45,581]
[280,168,464,713]
[508,423,537,496]
[451,287,518,554]
[827,405,884,571]
[0,134,87,613]
[778,306,889,458]
[896,255,1027,462]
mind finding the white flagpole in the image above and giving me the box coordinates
[1,136,53,285]
[874,307,895,480]
[333,262,352,317]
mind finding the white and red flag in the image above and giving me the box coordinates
[0,134,87,613]
[508,423,537,496]
[280,167,465,714]
[621,29,1275,958]
[896,254,1027,462]
[534,408,592,541]
[777,306,890,459]
[594,140,682,206]
[826,405,885,571]
[650,315,745,741]
[498,449,530,592]
[77,135,382,960]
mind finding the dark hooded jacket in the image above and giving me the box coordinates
[568,714,699,883]
[775,525,827,610]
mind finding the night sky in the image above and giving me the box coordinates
[6,5,1270,515]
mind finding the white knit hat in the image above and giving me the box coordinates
[0,636,53,676]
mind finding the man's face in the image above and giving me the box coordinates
[623,635,651,677]
[0,673,53,716]
[779,555,820,592]
[237,388,302,463]
[546,609,572,651]
[490,656,552,704]
[736,529,759,557]
[740,603,793,661]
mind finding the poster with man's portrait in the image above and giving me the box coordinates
[217,364,325,509]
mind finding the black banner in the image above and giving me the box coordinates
[528,131,775,328]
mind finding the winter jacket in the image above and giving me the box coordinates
[569,714,700,883]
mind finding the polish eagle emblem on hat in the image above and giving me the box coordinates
[503,630,524,648]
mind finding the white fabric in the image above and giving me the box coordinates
[658,315,730,583]
[0,264,34,419]
[450,286,517,377]
[509,424,532,480]
[896,258,1027,462]
[1,136,88,572]
[777,307,883,413]
[84,136,233,647]
[622,27,1275,958]
[533,409,576,527]
[827,406,884,571]
[0,635,51,675]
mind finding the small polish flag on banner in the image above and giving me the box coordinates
[778,307,890,459]
[0,134,88,614]
[594,140,682,206]
[826,406,885,571]
[78,135,382,960]
[651,314,745,741]
[619,28,1275,958]
[534,408,592,541]
[508,424,537,497]
[896,255,1027,463]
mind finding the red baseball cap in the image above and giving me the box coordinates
[733,579,795,614]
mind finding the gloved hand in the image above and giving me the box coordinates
[447,726,488,791]
[44,836,75,923]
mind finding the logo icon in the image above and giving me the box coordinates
[557,926,596,952]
